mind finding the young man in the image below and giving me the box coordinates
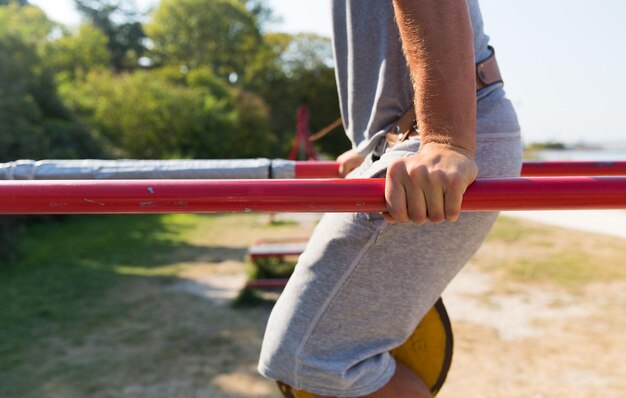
[259,1,522,396]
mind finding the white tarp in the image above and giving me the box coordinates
[0,159,297,180]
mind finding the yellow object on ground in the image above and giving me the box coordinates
[277,298,453,397]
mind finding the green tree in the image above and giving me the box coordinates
[238,0,274,29]
[0,5,104,161]
[47,24,110,80]
[0,35,48,160]
[0,0,29,6]
[230,90,275,158]
[63,71,240,159]
[244,33,346,157]
[185,67,276,157]
[146,0,263,80]
[63,68,277,159]
[0,3,52,48]
[74,0,146,72]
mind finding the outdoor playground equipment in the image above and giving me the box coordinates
[1,160,624,396]
[0,176,624,215]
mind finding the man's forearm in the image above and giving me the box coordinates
[392,0,476,155]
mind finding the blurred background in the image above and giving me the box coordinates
[1,1,625,397]
[1,0,348,163]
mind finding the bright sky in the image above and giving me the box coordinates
[30,0,626,146]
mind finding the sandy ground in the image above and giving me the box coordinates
[504,210,626,240]
[185,264,625,398]
[440,268,626,398]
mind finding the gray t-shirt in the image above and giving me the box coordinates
[331,0,499,155]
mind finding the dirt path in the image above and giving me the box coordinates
[169,264,625,398]
[504,210,626,240]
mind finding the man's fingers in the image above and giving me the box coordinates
[381,211,397,224]
[336,149,365,178]
[422,179,446,223]
[338,164,346,177]
[405,185,427,224]
[338,159,354,177]
[443,184,464,222]
[385,161,410,223]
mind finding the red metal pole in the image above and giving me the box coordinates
[0,177,625,214]
[293,161,626,178]
[245,279,289,289]
[294,161,342,178]
[521,161,626,176]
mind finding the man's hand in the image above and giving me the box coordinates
[336,149,365,177]
[383,142,477,224]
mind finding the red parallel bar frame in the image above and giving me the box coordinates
[245,279,289,289]
[253,237,309,245]
[0,177,625,214]
[521,161,626,176]
[294,161,341,178]
[294,161,626,178]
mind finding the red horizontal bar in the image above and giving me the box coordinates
[253,237,309,245]
[294,161,341,178]
[521,161,626,176]
[293,161,626,178]
[245,279,289,289]
[0,177,625,214]
[250,248,306,259]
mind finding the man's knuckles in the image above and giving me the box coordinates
[387,159,409,180]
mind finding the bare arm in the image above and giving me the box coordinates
[394,0,476,152]
[384,0,478,224]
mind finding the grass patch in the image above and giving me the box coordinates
[231,286,277,308]
[267,219,298,227]
[0,214,231,396]
[479,216,626,288]
[250,257,297,279]
[486,216,549,243]
[235,254,298,307]
[0,212,314,397]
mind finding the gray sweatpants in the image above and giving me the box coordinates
[258,90,523,397]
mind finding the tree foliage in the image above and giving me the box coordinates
[0,5,103,162]
[47,24,110,79]
[0,0,346,165]
[146,0,263,80]
[74,0,146,72]
[62,70,275,159]
[0,0,28,6]
[244,33,346,156]
[0,3,53,47]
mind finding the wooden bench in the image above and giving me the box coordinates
[248,241,307,262]
[245,278,289,289]
[246,238,307,290]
